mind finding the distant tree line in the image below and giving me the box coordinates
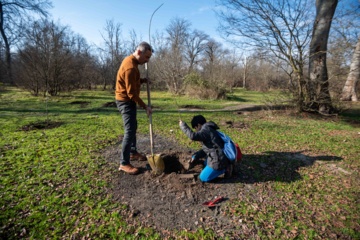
[0,0,359,113]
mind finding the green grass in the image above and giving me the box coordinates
[0,87,359,239]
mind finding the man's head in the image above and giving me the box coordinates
[191,115,207,131]
[133,41,153,65]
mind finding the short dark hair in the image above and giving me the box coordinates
[191,115,206,129]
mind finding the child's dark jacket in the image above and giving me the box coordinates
[180,121,228,170]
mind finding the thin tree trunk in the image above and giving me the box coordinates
[243,57,247,89]
[307,0,338,114]
[341,37,360,102]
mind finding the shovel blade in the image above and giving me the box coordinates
[147,154,165,175]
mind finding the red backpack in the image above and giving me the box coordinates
[235,143,242,162]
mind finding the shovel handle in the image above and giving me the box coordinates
[145,63,154,156]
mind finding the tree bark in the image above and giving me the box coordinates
[341,37,360,102]
[307,0,338,114]
[0,2,12,84]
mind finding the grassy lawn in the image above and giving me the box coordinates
[0,87,359,239]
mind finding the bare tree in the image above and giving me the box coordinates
[99,19,126,90]
[326,0,360,102]
[216,0,314,110]
[0,38,5,79]
[240,55,257,89]
[15,20,75,96]
[202,39,223,80]
[148,31,169,90]
[327,28,355,96]
[200,39,236,97]
[166,17,190,51]
[308,0,338,114]
[69,34,99,90]
[154,18,191,94]
[128,29,143,53]
[184,29,208,73]
[222,51,242,91]
[0,0,51,84]
[341,37,360,101]
[182,38,241,99]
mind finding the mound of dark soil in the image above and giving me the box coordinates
[103,134,244,236]
[69,101,90,108]
[20,121,63,131]
[102,101,117,108]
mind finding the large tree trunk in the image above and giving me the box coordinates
[0,2,13,84]
[307,0,338,114]
[341,37,360,102]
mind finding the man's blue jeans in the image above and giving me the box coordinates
[116,100,138,165]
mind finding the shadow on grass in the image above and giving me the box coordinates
[58,92,113,100]
[0,92,288,115]
[226,94,249,102]
[340,108,360,127]
[216,151,342,184]
[0,106,118,115]
[0,88,12,94]
[0,104,283,116]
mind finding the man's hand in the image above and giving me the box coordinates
[179,120,183,126]
[146,106,152,117]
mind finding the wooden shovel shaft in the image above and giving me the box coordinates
[149,115,154,156]
[145,63,154,156]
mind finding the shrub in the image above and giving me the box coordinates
[183,72,227,99]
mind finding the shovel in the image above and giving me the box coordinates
[145,63,164,175]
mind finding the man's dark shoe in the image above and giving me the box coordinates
[130,152,147,161]
[119,164,140,175]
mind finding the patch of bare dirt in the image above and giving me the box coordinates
[103,134,244,236]
[69,101,90,108]
[20,121,63,131]
[102,127,346,238]
[102,101,117,108]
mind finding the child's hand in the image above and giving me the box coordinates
[191,154,196,163]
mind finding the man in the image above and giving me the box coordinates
[179,115,232,182]
[115,42,153,175]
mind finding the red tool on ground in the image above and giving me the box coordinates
[202,196,225,207]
